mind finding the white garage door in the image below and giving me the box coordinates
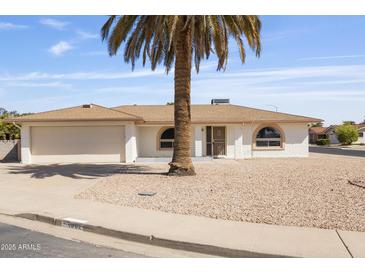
[31,126,125,163]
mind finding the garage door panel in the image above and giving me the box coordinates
[31,126,124,163]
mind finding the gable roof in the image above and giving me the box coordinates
[113,104,322,124]
[5,103,321,124]
[5,104,143,123]
[356,123,365,129]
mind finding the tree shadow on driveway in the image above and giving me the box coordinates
[7,164,167,179]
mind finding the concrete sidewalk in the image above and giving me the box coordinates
[0,163,364,258]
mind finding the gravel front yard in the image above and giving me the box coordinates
[76,154,365,232]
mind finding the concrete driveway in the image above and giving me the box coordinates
[0,163,154,199]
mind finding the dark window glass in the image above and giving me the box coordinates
[206,143,212,155]
[160,141,174,148]
[269,140,281,146]
[161,128,174,139]
[206,126,212,142]
[256,127,281,139]
[206,126,212,156]
[359,132,364,137]
[256,140,269,147]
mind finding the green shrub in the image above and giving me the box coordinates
[316,139,330,146]
[0,108,30,140]
[335,125,358,145]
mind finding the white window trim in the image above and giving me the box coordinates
[160,139,174,149]
[252,124,285,151]
[256,137,282,147]
[157,127,175,151]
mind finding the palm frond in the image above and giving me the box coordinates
[101,15,261,72]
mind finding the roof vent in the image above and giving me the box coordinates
[82,104,93,108]
[211,99,230,105]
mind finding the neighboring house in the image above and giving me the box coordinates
[357,124,365,144]
[309,123,365,145]
[324,125,339,144]
[308,127,327,144]
[5,101,321,164]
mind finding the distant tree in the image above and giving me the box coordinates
[0,112,10,140]
[343,121,355,125]
[335,124,359,145]
[166,102,174,105]
[0,108,31,140]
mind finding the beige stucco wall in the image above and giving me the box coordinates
[30,125,125,163]
[226,125,237,158]
[19,121,311,163]
[137,123,310,159]
[20,125,31,164]
[243,123,309,158]
[328,129,339,144]
[137,126,195,158]
[137,124,243,159]
[125,124,138,163]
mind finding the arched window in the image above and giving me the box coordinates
[159,127,174,149]
[254,126,283,148]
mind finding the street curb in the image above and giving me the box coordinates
[13,212,287,258]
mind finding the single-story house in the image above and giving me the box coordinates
[327,124,365,144]
[6,101,321,164]
[310,124,365,144]
[324,126,339,144]
[358,125,365,144]
[308,126,327,144]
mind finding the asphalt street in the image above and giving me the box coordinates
[0,222,146,258]
[309,146,365,157]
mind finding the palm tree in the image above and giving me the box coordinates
[101,16,261,176]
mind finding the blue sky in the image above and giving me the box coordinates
[0,16,365,125]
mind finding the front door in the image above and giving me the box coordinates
[213,127,226,156]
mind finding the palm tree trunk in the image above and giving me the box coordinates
[168,19,196,176]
